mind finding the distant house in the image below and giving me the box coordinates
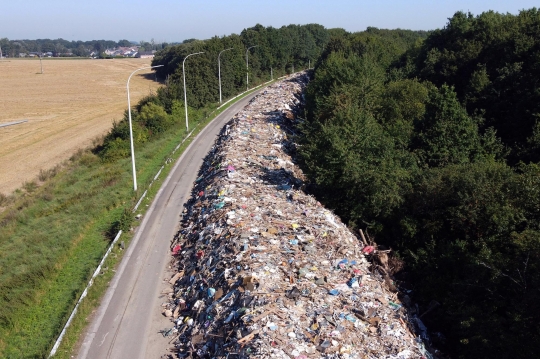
[19,53,27,57]
[124,50,138,57]
[138,51,156,59]
[117,46,139,57]
[101,46,141,58]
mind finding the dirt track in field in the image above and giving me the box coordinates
[0,58,160,195]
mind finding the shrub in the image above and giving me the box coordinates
[100,137,130,162]
[137,102,172,135]
[109,207,133,239]
[22,181,38,193]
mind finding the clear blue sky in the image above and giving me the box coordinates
[2,0,538,42]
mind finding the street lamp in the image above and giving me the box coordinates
[246,45,258,90]
[126,64,164,191]
[218,48,233,103]
[183,51,204,131]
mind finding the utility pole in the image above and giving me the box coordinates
[218,48,233,103]
[126,64,164,191]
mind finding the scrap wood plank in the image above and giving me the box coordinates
[251,307,275,322]
[237,329,260,345]
[169,271,184,284]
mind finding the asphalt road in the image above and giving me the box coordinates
[77,88,265,359]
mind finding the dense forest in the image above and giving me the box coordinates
[299,9,540,359]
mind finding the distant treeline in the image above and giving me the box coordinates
[0,37,169,57]
[299,9,540,359]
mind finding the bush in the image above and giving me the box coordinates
[137,102,172,135]
[100,137,130,162]
[98,120,148,162]
[109,207,133,239]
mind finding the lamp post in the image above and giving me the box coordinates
[183,51,204,131]
[218,48,233,103]
[126,64,164,191]
[245,45,258,90]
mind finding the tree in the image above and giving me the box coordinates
[118,39,132,47]
[411,84,484,167]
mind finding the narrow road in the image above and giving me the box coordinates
[77,88,266,359]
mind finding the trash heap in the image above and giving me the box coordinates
[163,73,426,358]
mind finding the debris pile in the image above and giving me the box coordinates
[163,73,427,358]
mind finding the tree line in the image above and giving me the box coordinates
[298,10,540,359]
[0,37,169,57]
[151,23,329,108]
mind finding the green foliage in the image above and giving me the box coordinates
[98,100,178,161]
[409,8,540,163]
[305,52,385,124]
[390,161,540,358]
[137,102,172,135]
[301,16,540,359]
[301,42,417,229]
[378,79,429,148]
[412,84,485,167]
[110,207,133,237]
[100,137,130,162]
[300,105,412,228]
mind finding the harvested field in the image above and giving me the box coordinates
[0,58,160,195]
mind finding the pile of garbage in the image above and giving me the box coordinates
[162,73,428,358]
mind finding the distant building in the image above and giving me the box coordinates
[102,46,141,58]
[138,50,156,59]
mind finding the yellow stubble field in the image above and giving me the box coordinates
[0,58,161,195]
